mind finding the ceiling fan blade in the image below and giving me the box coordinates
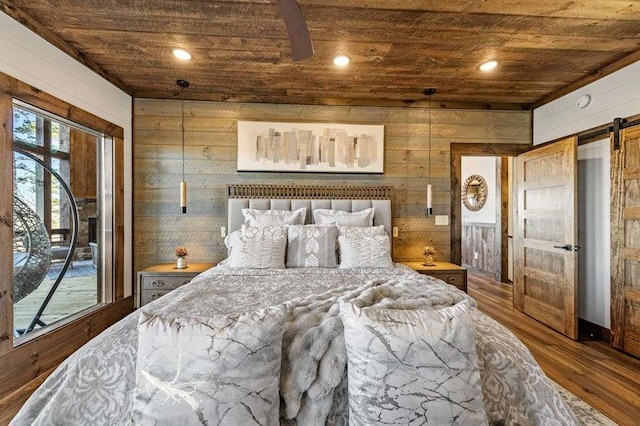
[275,0,314,61]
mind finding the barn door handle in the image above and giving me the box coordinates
[553,244,572,251]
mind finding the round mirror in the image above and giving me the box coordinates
[462,174,488,211]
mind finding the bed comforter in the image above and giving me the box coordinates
[11,264,578,425]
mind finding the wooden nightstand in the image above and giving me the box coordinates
[401,261,468,293]
[137,263,216,308]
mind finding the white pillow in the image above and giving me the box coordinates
[224,226,287,259]
[313,208,374,227]
[132,307,285,426]
[340,301,487,426]
[242,207,306,227]
[338,224,387,237]
[223,229,242,257]
[228,234,286,269]
[338,235,393,268]
[241,224,287,238]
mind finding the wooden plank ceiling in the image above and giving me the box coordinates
[3,0,640,109]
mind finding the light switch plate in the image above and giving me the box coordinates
[221,226,227,238]
[435,215,449,226]
[392,227,399,238]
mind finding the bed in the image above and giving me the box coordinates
[11,185,578,426]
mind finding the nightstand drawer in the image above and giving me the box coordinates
[401,262,468,293]
[428,272,466,292]
[140,274,195,290]
[141,289,174,305]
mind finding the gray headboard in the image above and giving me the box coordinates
[227,185,393,237]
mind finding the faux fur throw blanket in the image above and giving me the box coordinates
[279,275,474,425]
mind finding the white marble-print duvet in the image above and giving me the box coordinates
[11,264,578,425]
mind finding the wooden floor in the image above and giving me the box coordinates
[469,274,640,426]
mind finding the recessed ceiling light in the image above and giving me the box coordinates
[479,60,498,72]
[173,49,192,61]
[333,55,350,67]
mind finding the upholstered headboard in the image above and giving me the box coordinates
[227,185,393,237]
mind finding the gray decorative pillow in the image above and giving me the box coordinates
[338,235,393,268]
[338,224,387,237]
[228,234,286,269]
[286,224,338,268]
[132,306,286,426]
[340,301,487,426]
[242,207,306,227]
[313,208,374,227]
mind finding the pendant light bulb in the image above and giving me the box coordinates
[426,183,433,216]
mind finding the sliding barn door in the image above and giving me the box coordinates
[514,136,578,339]
[611,125,640,356]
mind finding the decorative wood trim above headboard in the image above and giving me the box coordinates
[227,184,392,200]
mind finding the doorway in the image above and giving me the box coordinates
[450,143,530,283]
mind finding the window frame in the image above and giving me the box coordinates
[11,102,114,344]
[0,71,131,398]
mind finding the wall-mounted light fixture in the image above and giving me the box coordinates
[424,88,436,216]
[177,79,190,214]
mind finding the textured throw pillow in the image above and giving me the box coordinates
[241,224,287,238]
[228,234,286,269]
[338,235,393,268]
[242,207,306,227]
[286,224,339,268]
[338,224,387,238]
[132,307,286,426]
[340,301,487,426]
[313,208,374,227]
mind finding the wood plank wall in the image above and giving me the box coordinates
[69,128,97,199]
[133,100,531,273]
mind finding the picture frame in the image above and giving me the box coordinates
[237,121,384,173]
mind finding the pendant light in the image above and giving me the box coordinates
[424,88,436,216]
[177,79,190,214]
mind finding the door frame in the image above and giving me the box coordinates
[450,143,531,278]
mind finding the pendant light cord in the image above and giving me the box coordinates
[424,88,436,217]
[428,98,431,179]
[176,79,189,214]
[181,89,185,182]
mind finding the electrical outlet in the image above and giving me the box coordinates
[392,227,399,238]
[221,226,226,238]
[435,215,449,226]
[474,252,479,260]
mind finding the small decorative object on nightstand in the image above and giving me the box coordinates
[422,246,436,266]
[137,263,215,308]
[175,246,188,269]
[402,261,468,293]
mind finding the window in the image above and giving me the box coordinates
[12,102,111,342]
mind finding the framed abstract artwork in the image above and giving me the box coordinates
[237,121,384,173]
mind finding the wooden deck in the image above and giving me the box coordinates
[13,263,98,333]
[469,274,640,426]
